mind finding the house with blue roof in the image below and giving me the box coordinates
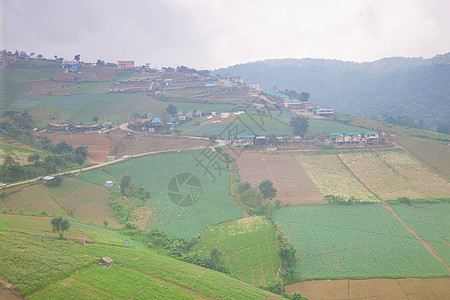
[235,135,255,147]
[365,132,379,139]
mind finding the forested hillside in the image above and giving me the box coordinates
[214,53,450,132]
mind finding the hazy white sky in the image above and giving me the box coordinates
[2,0,449,69]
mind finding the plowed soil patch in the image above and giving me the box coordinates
[108,130,209,157]
[286,278,450,300]
[30,80,76,95]
[40,131,111,162]
[232,151,323,204]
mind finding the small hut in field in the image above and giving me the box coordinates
[99,256,114,267]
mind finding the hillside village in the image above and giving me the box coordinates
[0,50,449,300]
[3,52,389,149]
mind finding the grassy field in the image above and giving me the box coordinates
[0,178,121,228]
[273,204,450,281]
[192,216,281,287]
[307,118,370,135]
[79,151,243,239]
[34,92,236,125]
[295,152,378,202]
[0,231,282,299]
[178,111,292,137]
[178,110,373,138]
[339,149,450,200]
[395,136,450,180]
[0,231,92,295]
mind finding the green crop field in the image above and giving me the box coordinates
[0,214,10,230]
[0,231,92,295]
[80,152,243,239]
[390,202,450,265]
[192,216,281,287]
[0,231,282,299]
[273,204,450,281]
[177,110,373,138]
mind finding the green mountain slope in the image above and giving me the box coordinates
[214,53,450,130]
[0,231,282,299]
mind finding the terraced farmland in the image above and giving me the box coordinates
[273,204,450,281]
[192,216,281,287]
[80,151,243,239]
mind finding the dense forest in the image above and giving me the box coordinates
[214,53,450,132]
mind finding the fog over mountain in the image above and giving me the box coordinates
[214,53,450,130]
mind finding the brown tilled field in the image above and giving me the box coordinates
[108,130,210,157]
[97,67,116,81]
[285,278,450,300]
[232,151,324,204]
[52,70,97,82]
[39,131,112,162]
[30,79,76,95]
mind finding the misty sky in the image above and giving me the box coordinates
[2,0,449,69]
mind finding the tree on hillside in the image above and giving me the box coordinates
[299,92,310,102]
[259,179,277,200]
[290,116,309,137]
[166,104,178,116]
[74,54,80,62]
[210,248,225,265]
[120,174,132,195]
[28,153,40,165]
[51,216,70,239]
[92,116,99,122]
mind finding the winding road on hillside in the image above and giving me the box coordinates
[4,123,228,189]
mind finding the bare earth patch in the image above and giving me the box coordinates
[130,206,154,229]
[39,131,112,162]
[0,279,22,300]
[285,278,450,300]
[233,151,324,205]
[108,130,210,157]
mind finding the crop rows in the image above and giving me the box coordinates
[295,153,377,201]
[192,216,281,286]
[273,204,450,280]
[390,202,450,264]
